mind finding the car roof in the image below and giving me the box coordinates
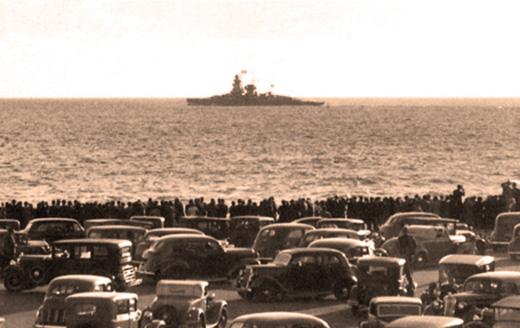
[386,316,463,328]
[230,312,330,327]
[260,223,315,230]
[230,216,275,221]
[492,295,520,308]
[309,238,365,247]
[278,247,345,256]
[156,280,208,296]
[87,225,146,232]
[53,238,133,247]
[388,212,441,218]
[130,216,165,220]
[497,212,520,219]
[370,296,423,305]
[66,291,137,301]
[439,254,495,266]
[181,216,230,221]
[466,271,520,280]
[29,218,80,224]
[154,234,216,242]
[357,256,406,266]
[146,228,204,235]
[49,274,112,285]
[307,228,359,234]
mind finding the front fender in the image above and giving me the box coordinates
[250,276,287,293]
[186,308,204,325]
[206,301,228,325]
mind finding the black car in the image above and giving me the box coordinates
[235,248,357,301]
[21,218,86,243]
[443,271,520,322]
[138,234,259,281]
[3,239,141,292]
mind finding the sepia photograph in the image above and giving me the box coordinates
[1,1,520,327]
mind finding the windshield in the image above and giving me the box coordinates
[496,308,520,322]
[464,278,503,295]
[497,216,520,236]
[377,304,422,317]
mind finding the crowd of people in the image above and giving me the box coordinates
[1,184,519,231]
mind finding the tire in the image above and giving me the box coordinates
[216,308,228,328]
[28,265,46,284]
[333,280,351,300]
[4,266,26,293]
[253,281,279,302]
[154,306,178,328]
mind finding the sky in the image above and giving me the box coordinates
[1,0,520,98]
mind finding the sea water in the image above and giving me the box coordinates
[0,98,519,204]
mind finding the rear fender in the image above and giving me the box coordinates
[250,276,285,291]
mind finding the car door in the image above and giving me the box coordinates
[286,253,321,293]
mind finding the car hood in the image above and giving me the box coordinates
[449,235,466,244]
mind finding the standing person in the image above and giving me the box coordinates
[398,226,416,284]
[1,227,17,269]
[452,185,465,220]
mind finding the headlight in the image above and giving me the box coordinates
[457,302,467,310]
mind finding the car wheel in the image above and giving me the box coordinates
[216,308,228,328]
[155,306,178,328]
[333,280,351,300]
[28,265,46,284]
[254,281,279,302]
[4,266,26,293]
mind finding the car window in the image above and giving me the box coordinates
[322,253,341,265]
[53,244,71,258]
[74,245,91,259]
[286,230,304,247]
[291,254,316,265]
[50,284,78,295]
[93,246,108,257]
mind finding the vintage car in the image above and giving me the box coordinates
[0,219,20,230]
[235,248,357,302]
[385,315,464,328]
[20,218,86,243]
[228,216,275,247]
[443,271,520,322]
[130,216,166,229]
[134,227,204,261]
[379,212,444,239]
[34,274,114,327]
[507,223,520,260]
[489,212,520,252]
[83,218,153,230]
[316,218,371,239]
[3,239,141,292]
[381,225,474,267]
[293,216,323,227]
[228,312,330,328]
[359,296,423,328]
[308,238,374,264]
[143,280,227,328]
[86,225,147,261]
[252,223,315,263]
[437,254,495,295]
[64,292,165,328]
[139,234,259,281]
[349,257,414,313]
[178,216,230,241]
[298,228,362,247]
[464,295,520,328]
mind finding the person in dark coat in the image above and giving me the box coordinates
[398,226,417,283]
[1,227,17,269]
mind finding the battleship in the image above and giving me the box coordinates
[186,74,325,106]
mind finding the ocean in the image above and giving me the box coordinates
[0,98,519,204]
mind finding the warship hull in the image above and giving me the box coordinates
[186,95,324,106]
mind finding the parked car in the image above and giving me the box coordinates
[381,225,474,267]
[235,248,357,302]
[0,219,20,230]
[463,294,520,328]
[443,271,520,322]
[437,254,495,295]
[86,225,147,262]
[359,296,423,328]
[130,216,165,229]
[20,218,86,243]
[3,239,142,292]
[316,218,371,239]
[252,223,314,263]
[489,212,520,252]
[138,234,259,281]
[379,212,444,239]
[349,257,414,313]
[308,238,374,265]
[142,280,227,328]
[229,216,275,247]
[34,274,114,328]
[134,227,204,261]
[83,218,153,230]
[228,312,330,328]
[293,217,323,227]
[298,228,362,247]
[178,216,230,241]
[64,292,165,328]
[385,316,463,328]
